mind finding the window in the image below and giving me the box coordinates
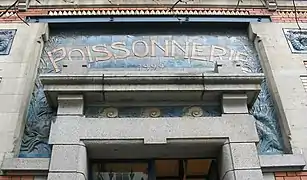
[91,159,215,180]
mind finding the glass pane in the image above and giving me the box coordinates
[186,160,212,176]
[92,163,148,180]
[105,163,147,172]
[155,160,179,177]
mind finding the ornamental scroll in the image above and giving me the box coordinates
[19,28,284,157]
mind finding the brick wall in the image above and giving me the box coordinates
[275,172,307,180]
[0,176,34,180]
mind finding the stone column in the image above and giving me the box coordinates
[47,94,88,180]
[220,93,264,180]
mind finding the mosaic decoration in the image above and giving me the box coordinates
[240,47,284,154]
[19,61,56,158]
[284,28,307,53]
[85,106,221,118]
[0,29,16,55]
[19,27,285,157]
[39,29,262,73]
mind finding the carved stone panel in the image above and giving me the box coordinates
[0,30,16,55]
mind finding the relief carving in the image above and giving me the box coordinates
[0,30,16,55]
[284,29,307,53]
[241,53,284,154]
[19,78,55,158]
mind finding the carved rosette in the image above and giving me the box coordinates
[101,107,119,118]
[183,106,204,117]
[141,108,161,118]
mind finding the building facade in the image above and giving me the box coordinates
[1,0,307,180]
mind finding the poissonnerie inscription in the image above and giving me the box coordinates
[47,38,249,72]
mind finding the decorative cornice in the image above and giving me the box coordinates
[46,8,251,16]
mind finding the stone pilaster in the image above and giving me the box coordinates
[48,143,88,180]
[48,94,87,180]
[218,142,264,180]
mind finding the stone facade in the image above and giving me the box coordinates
[1,1,307,180]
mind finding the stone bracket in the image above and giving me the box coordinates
[222,94,248,114]
[18,0,30,11]
[57,94,84,116]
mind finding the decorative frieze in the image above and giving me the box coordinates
[85,106,221,118]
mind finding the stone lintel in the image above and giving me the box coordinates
[57,94,84,116]
[222,94,248,114]
[48,115,260,145]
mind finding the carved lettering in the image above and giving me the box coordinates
[111,42,130,59]
[132,40,149,57]
[171,40,189,59]
[86,46,94,62]
[45,38,253,73]
[210,45,227,62]
[151,40,169,57]
[47,47,66,73]
[92,44,112,61]
[191,43,206,61]
[68,49,85,61]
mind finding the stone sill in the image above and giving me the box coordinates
[259,154,306,172]
[1,154,306,174]
[1,158,50,172]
